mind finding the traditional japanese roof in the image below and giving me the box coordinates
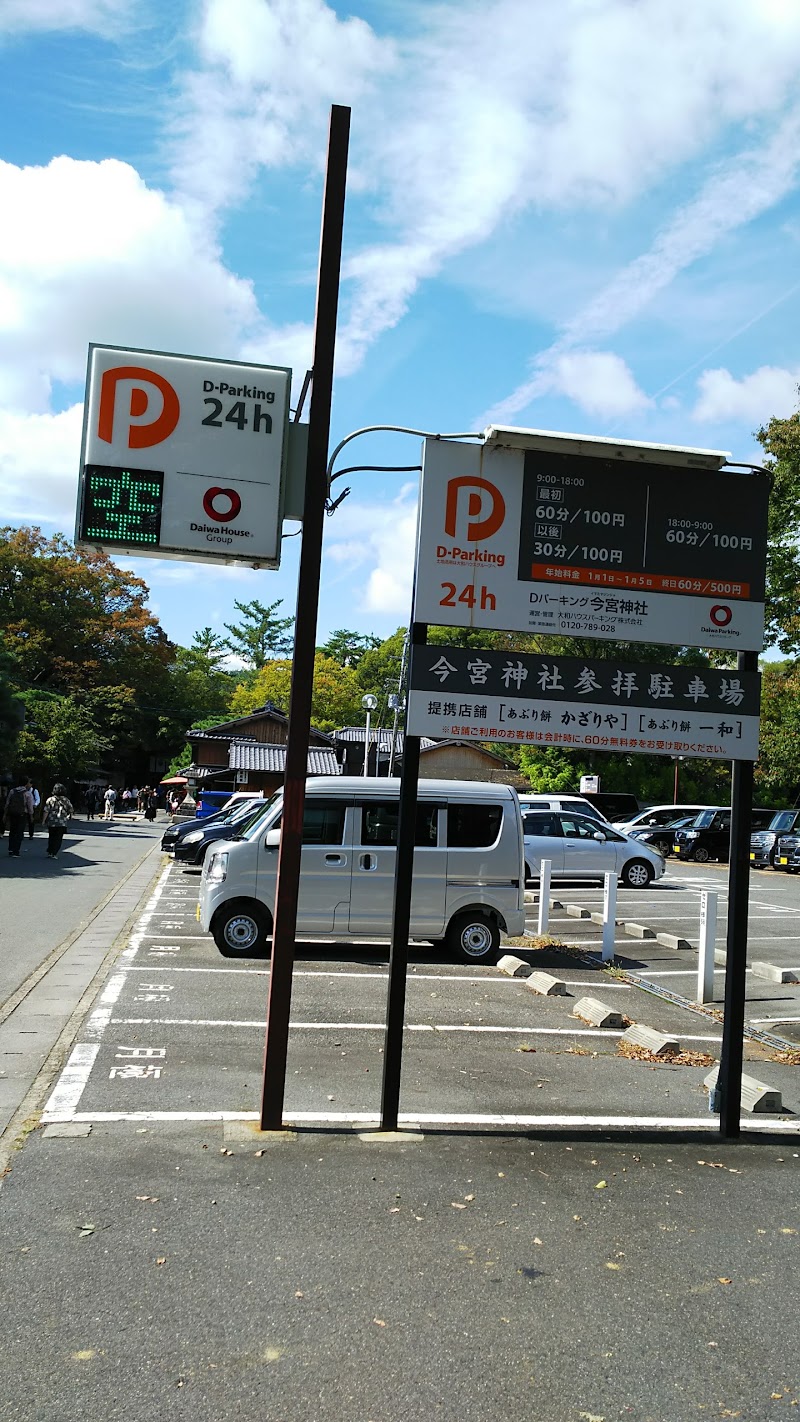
[227,743,341,775]
[333,727,438,751]
[187,704,333,743]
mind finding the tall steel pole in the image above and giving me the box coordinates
[260,105,350,1130]
[718,649,759,1139]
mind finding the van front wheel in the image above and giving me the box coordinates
[214,902,271,958]
[447,912,500,964]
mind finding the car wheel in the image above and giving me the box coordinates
[213,902,271,958]
[446,912,500,964]
[692,846,710,863]
[620,859,654,888]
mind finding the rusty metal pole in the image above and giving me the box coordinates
[260,104,350,1130]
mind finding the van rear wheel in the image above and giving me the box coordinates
[214,902,271,958]
[447,912,500,965]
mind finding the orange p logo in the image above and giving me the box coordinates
[97,365,180,449]
[444,476,506,542]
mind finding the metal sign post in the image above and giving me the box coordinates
[718,650,759,1139]
[260,105,350,1131]
[380,622,427,1131]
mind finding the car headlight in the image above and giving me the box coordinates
[206,850,228,883]
[182,830,204,843]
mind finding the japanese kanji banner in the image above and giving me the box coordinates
[407,646,761,761]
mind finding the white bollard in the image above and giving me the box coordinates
[698,890,717,1004]
[602,871,617,962]
[537,859,552,936]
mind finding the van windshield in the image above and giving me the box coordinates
[694,810,722,828]
[768,810,796,833]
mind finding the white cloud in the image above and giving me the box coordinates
[0,405,83,527]
[166,0,800,378]
[0,155,293,413]
[693,365,800,424]
[324,485,418,617]
[488,103,800,422]
[0,0,133,36]
[545,351,651,419]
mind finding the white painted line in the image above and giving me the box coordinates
[41,1043,99,1116]
[749,1015,800,1025]
[85,972,130,1040]
[106,1017,723,1043]
[38,1108,800,1133]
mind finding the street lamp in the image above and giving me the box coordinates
[673,756,685,804]
[362,693,378,776]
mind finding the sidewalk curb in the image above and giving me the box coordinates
[0,845,165,1177]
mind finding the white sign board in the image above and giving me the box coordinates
[412,436,768,652]
[407,646,761,761]
[580,775,600,793]
[75,345,291,568]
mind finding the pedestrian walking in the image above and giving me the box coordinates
[144,787,158,823]
[5,776,34,858]
[85,786,98,820]
[103,785,117,820]
[42,783,73,859]
[28,783,40,838]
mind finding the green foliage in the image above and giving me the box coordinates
[230,653,363,732]
[754,662,800,802]
[318,629,381,668]
[16,691,111,784]
[223,598,294,669]
[756,411,800,654]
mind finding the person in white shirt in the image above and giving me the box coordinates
[28,784,41,838]
[103,786,117,821]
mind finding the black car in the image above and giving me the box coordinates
[161,803,233,853]
[629,813,697,859]
[172,797,273,864]
[774,832,800,873]
[750,809,800,869]
[673,806,777,863]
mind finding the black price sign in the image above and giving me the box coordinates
[79,465,164,548]
[517,451,768,601]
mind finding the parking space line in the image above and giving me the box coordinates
[41,1043,99,1116]
[39,1108,800,1133]
[106,1016,723,1043]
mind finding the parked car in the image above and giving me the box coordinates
[613,803,710,834]
[195,790,263,820]
[200,777,526,962]
[174,796,276,864]
[161,803,236,853]
[673,807,777,863]
[750,809,800,868]
[522,808,664,887]
[518,793,610,823]
[579,791,640,823]
[774,832,800,873]
[628,813,699,859]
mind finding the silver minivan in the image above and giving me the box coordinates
[198,776,526,964]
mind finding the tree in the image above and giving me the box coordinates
[0,526,173,693]
[190,627,229,669]
[222,598,294,669]
[756,410,800,654]
[0,633,24,775]
[754,662,800,803]
[15,691,111,785]
[318,629,381,669]
[229,653,363,731]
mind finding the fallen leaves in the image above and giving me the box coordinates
[373,1318,386,1327]
[617,1041,714,1067]
[451,1202,467,1210]
[595,1180,608,1190]
[605,1262,621,1270]
[155,1257,167,1267]
[134,1195,159,1202]
[718,1277,732,1285]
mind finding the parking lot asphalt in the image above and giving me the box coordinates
[530,861,800,1043]
[36,855,800,1133]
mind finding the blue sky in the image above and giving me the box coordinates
[2,0,800,655]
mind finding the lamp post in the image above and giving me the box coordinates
[362,693,378,776]
[673,756,684,804]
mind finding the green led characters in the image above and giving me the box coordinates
[80,465,164,547]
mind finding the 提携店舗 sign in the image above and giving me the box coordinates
[406,645,761,761]
[412,431,769,652]
[75,344,291,568]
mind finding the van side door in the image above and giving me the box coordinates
[259,797,352,933]
[349,799,444,938]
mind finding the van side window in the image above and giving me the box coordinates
[358,802,438,847]
[302,801,347,845]
[447,803,503,848]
